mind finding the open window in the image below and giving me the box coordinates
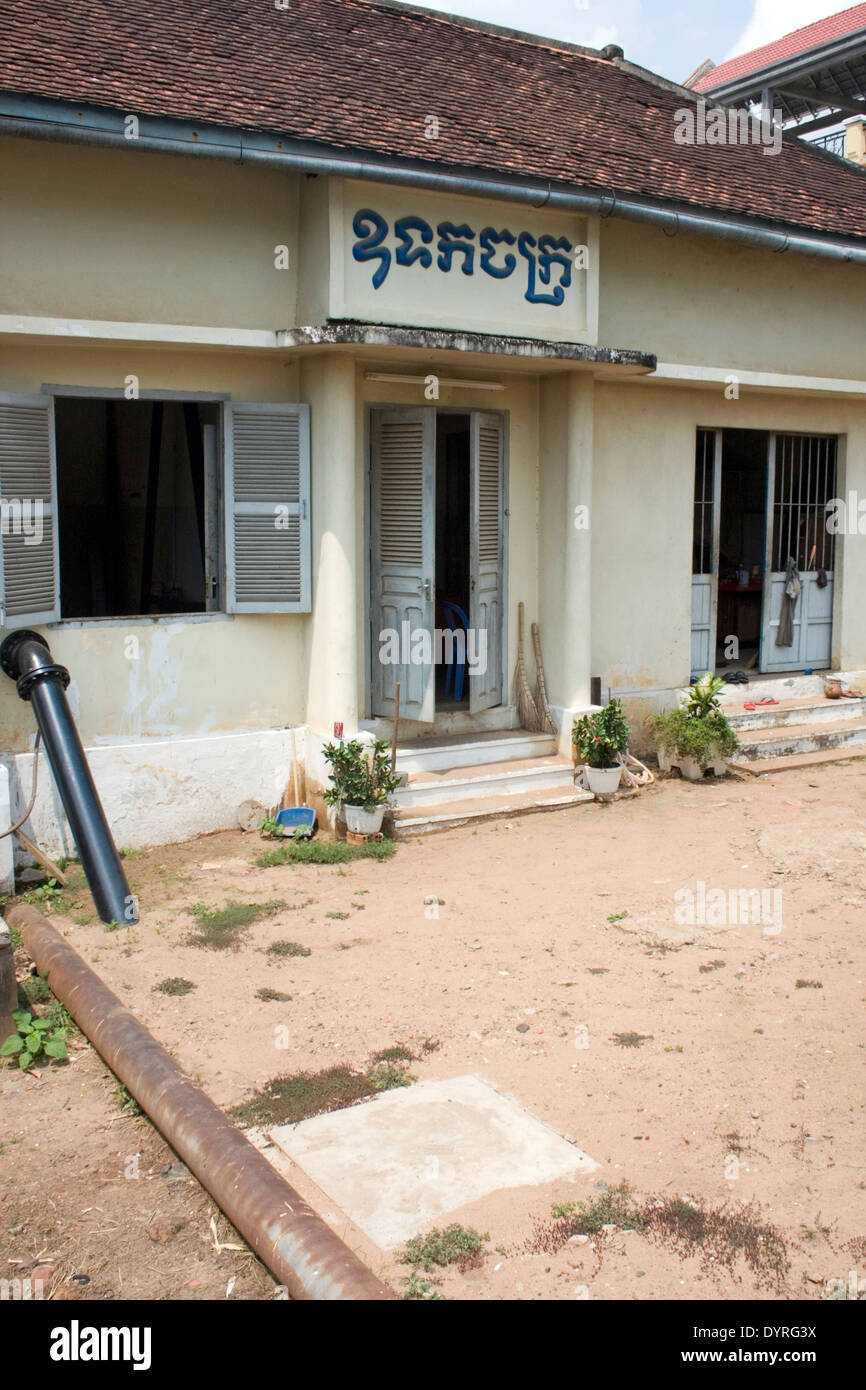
[0,393,311,624]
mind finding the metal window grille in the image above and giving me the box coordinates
[693,428,715,575]
[772,434,837,572]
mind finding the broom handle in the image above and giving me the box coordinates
[290,727,301,807]
[391,681,401,772]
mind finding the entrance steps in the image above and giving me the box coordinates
[726,689,866,773]
[390,731,586,835]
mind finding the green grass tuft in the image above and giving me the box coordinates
[399,1224,489,1271]
[186,899,287,950]
[255,838,396,869]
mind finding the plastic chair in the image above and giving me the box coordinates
[441,600,469,701]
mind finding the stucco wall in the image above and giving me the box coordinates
[591,380,866,742]
[0,341,308,751]
[598,218,866,378]
[0,136,299,329]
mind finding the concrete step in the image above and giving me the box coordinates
[730,746,866,776]
[391,784,597,836]
[394,729,557,775]
[393,754,574,809]
[727,694,866,732]
[734,715,866,760]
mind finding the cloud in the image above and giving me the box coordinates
[725,0,845,60]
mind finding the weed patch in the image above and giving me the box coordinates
[612,1032,653,1048]
[230,1065,376,1126]
[647,1196,789,1290]
[266,940,311,959]
[19,974,51,1006]
[400,1273,444,1300]
[255,987,293,1003]
[520,1184,789,1291]
[399,1224,489,1272]
[153,977,196,996]
[230,1047,415,1126]
[186,899,287,950]
[255,838,396,869]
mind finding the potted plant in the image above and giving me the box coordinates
[321,737,402,834]
[652,672,739,781]
[572,698,630,794]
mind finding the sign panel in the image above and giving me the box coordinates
[330,179,596,343]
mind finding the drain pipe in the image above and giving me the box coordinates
[0,629,136,926]
[6,904,393,1301]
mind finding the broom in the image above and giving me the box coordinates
[515,602,540,731]
[531,621,557,736]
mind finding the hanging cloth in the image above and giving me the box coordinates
[776,556,802,648]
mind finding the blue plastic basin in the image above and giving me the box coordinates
[275,807,317,838]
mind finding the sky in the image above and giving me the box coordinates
[406,0,854,85]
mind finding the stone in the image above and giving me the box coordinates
[269,1074,598,1249]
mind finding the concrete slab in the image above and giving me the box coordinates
[269,1073,598,1249]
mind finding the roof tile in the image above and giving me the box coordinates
[0,0,864,242]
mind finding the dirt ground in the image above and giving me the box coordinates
[2,759,865,1302]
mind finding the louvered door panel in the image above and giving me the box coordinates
[370,408,435,721]
[0,394,60,626]
[224,403,310,613]
[469,412,505,712]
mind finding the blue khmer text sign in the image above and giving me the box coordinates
[352,208,579,306]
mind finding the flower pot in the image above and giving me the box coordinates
[663,752,728,781]
[584,764,622,794]
[344,804,385,835]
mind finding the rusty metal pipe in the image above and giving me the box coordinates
[7,904,394,1301]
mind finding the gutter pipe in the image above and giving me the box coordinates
[2,105,866,266]
[0,629,136,926]
[5,903,394,1301]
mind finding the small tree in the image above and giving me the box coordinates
[322,739,402,812]
[572,699,630,768]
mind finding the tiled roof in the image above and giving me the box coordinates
[693,2,866,92]
[2,0,866,242]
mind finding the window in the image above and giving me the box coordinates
[0,393,311,626]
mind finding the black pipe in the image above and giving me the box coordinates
[0,630,137,925]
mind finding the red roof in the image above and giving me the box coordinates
[1,0,866,243]
[694,2,866,92]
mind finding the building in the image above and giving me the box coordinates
[688,2,866,161]
[1,0,866,856]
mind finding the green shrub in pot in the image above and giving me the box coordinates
[652,673,738,773]
[572,698,630,768]
[322,738,402,814]
[572,699,630,793]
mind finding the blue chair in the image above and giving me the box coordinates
[441,600,469,701]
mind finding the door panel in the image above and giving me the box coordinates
[760,433,836,672]
[690,577,713,676]
[469,412,505,712]
[690,427,721,679]
[370,408,435,720]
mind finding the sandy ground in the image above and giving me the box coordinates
[3,759,865,1302]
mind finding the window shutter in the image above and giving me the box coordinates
[224,403,311,614]
[0,393,60,629]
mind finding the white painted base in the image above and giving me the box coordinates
[2,727,306,860]
[0,766,15,893]
[550,703,601,758]
[393,757,574,810]
[395,731,557,775]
